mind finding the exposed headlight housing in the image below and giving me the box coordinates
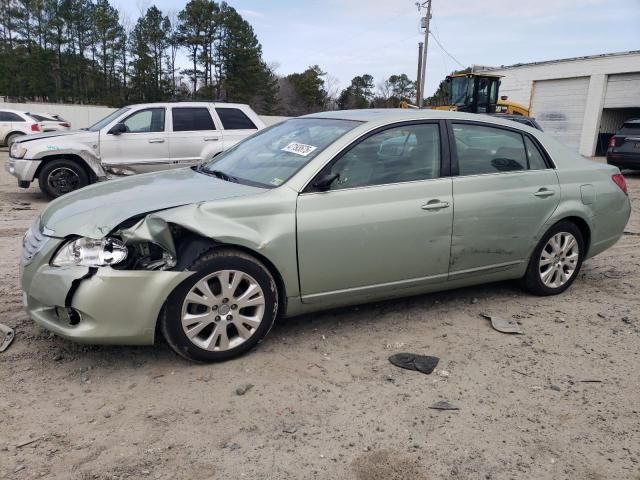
[52,237,128,267]
[10,143,27,159]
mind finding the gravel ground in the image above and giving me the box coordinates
[0,151,639,480]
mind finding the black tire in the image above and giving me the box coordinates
[5,132,23,147]
[38,158,89,199]
[522,221,585,296]
[161,248,279,363]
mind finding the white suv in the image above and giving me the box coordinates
[6,102,265,198]
[0,109,43,146]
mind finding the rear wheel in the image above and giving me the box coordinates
[38,158,89,198]
[522,221,585,296]
[161,248,279,363]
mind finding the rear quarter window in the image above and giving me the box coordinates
[216,108,257,130]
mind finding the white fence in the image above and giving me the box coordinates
[0,100,288,129]
[0,101,115,129]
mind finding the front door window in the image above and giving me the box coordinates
[122,108,165,133]
[327,123,441,190]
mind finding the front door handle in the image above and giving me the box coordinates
[148,138,165,144]
[534,188,555,198]
[204,137,220,142]
[421,200,450,211]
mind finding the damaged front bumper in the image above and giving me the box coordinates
[22,234,193,345]
[5,157,41,186]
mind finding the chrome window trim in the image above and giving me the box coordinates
[298,175,451,196]
[451,168,556,180]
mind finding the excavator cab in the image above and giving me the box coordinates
[446,73,501,114]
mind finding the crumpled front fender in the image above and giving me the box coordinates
[29,137,106,179]
[116,193,299,297]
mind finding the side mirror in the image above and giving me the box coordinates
[312,173,340,192]
[500,95,508,101]
[108,123,127,135]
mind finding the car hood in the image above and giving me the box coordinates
[15,129,93,144]
[41,168,267,238]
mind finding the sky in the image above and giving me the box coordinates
[110,0,640,97]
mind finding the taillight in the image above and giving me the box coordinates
[612,174,628,195]
[60,122,70,128]
[608,136,616,148]
[30,124,40,132]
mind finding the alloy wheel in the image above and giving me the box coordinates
[181,270,266,351]
[48,167,81,195]
[538,232,579,289]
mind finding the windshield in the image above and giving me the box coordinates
[88,107,130,131]
[201,118,361,188]
[449,77,471,106]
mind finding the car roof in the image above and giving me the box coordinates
[491,113,536,120]
[302,108,539,131]
[125,101,251,108]
[0,108,30,116]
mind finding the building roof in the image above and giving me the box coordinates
[478,50,640,72]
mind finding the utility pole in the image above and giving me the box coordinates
[416,0,432,108]
[416,42,423,105]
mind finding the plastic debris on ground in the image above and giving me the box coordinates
[388,353,439,374]
[0,323,15,352]
[429,400,459,411]
[480,313,524,334]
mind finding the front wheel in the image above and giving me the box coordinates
[38,158,89,198]
[522,221,585,296]
[161,248,279,363]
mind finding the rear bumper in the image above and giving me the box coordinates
[5,157,41,184]
[607,152,640,169]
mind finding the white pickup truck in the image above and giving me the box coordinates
[6,102,265,198]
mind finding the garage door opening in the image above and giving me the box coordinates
[598,108,640,155]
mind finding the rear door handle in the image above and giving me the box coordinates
[204,137,220,142]
[421,200,450,211]
[534,188,555,198]
[148,138,165,144]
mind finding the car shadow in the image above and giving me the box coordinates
[272,280,522,336]
[27,279,524,369]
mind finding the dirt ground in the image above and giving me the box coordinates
[0,151,639,480]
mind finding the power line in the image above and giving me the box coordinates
[429,30,466,69]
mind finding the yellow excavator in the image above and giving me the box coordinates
[432,73,529,116]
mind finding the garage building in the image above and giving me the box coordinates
[479,51,640,156]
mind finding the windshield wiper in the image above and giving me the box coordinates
[204,169,239,183]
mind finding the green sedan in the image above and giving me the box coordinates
[21,110,631,362]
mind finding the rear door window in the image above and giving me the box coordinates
[172,107,216,131]
[215,108,257,130]
[453,123,532,175]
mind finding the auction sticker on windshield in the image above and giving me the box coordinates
[281,142,317,157]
